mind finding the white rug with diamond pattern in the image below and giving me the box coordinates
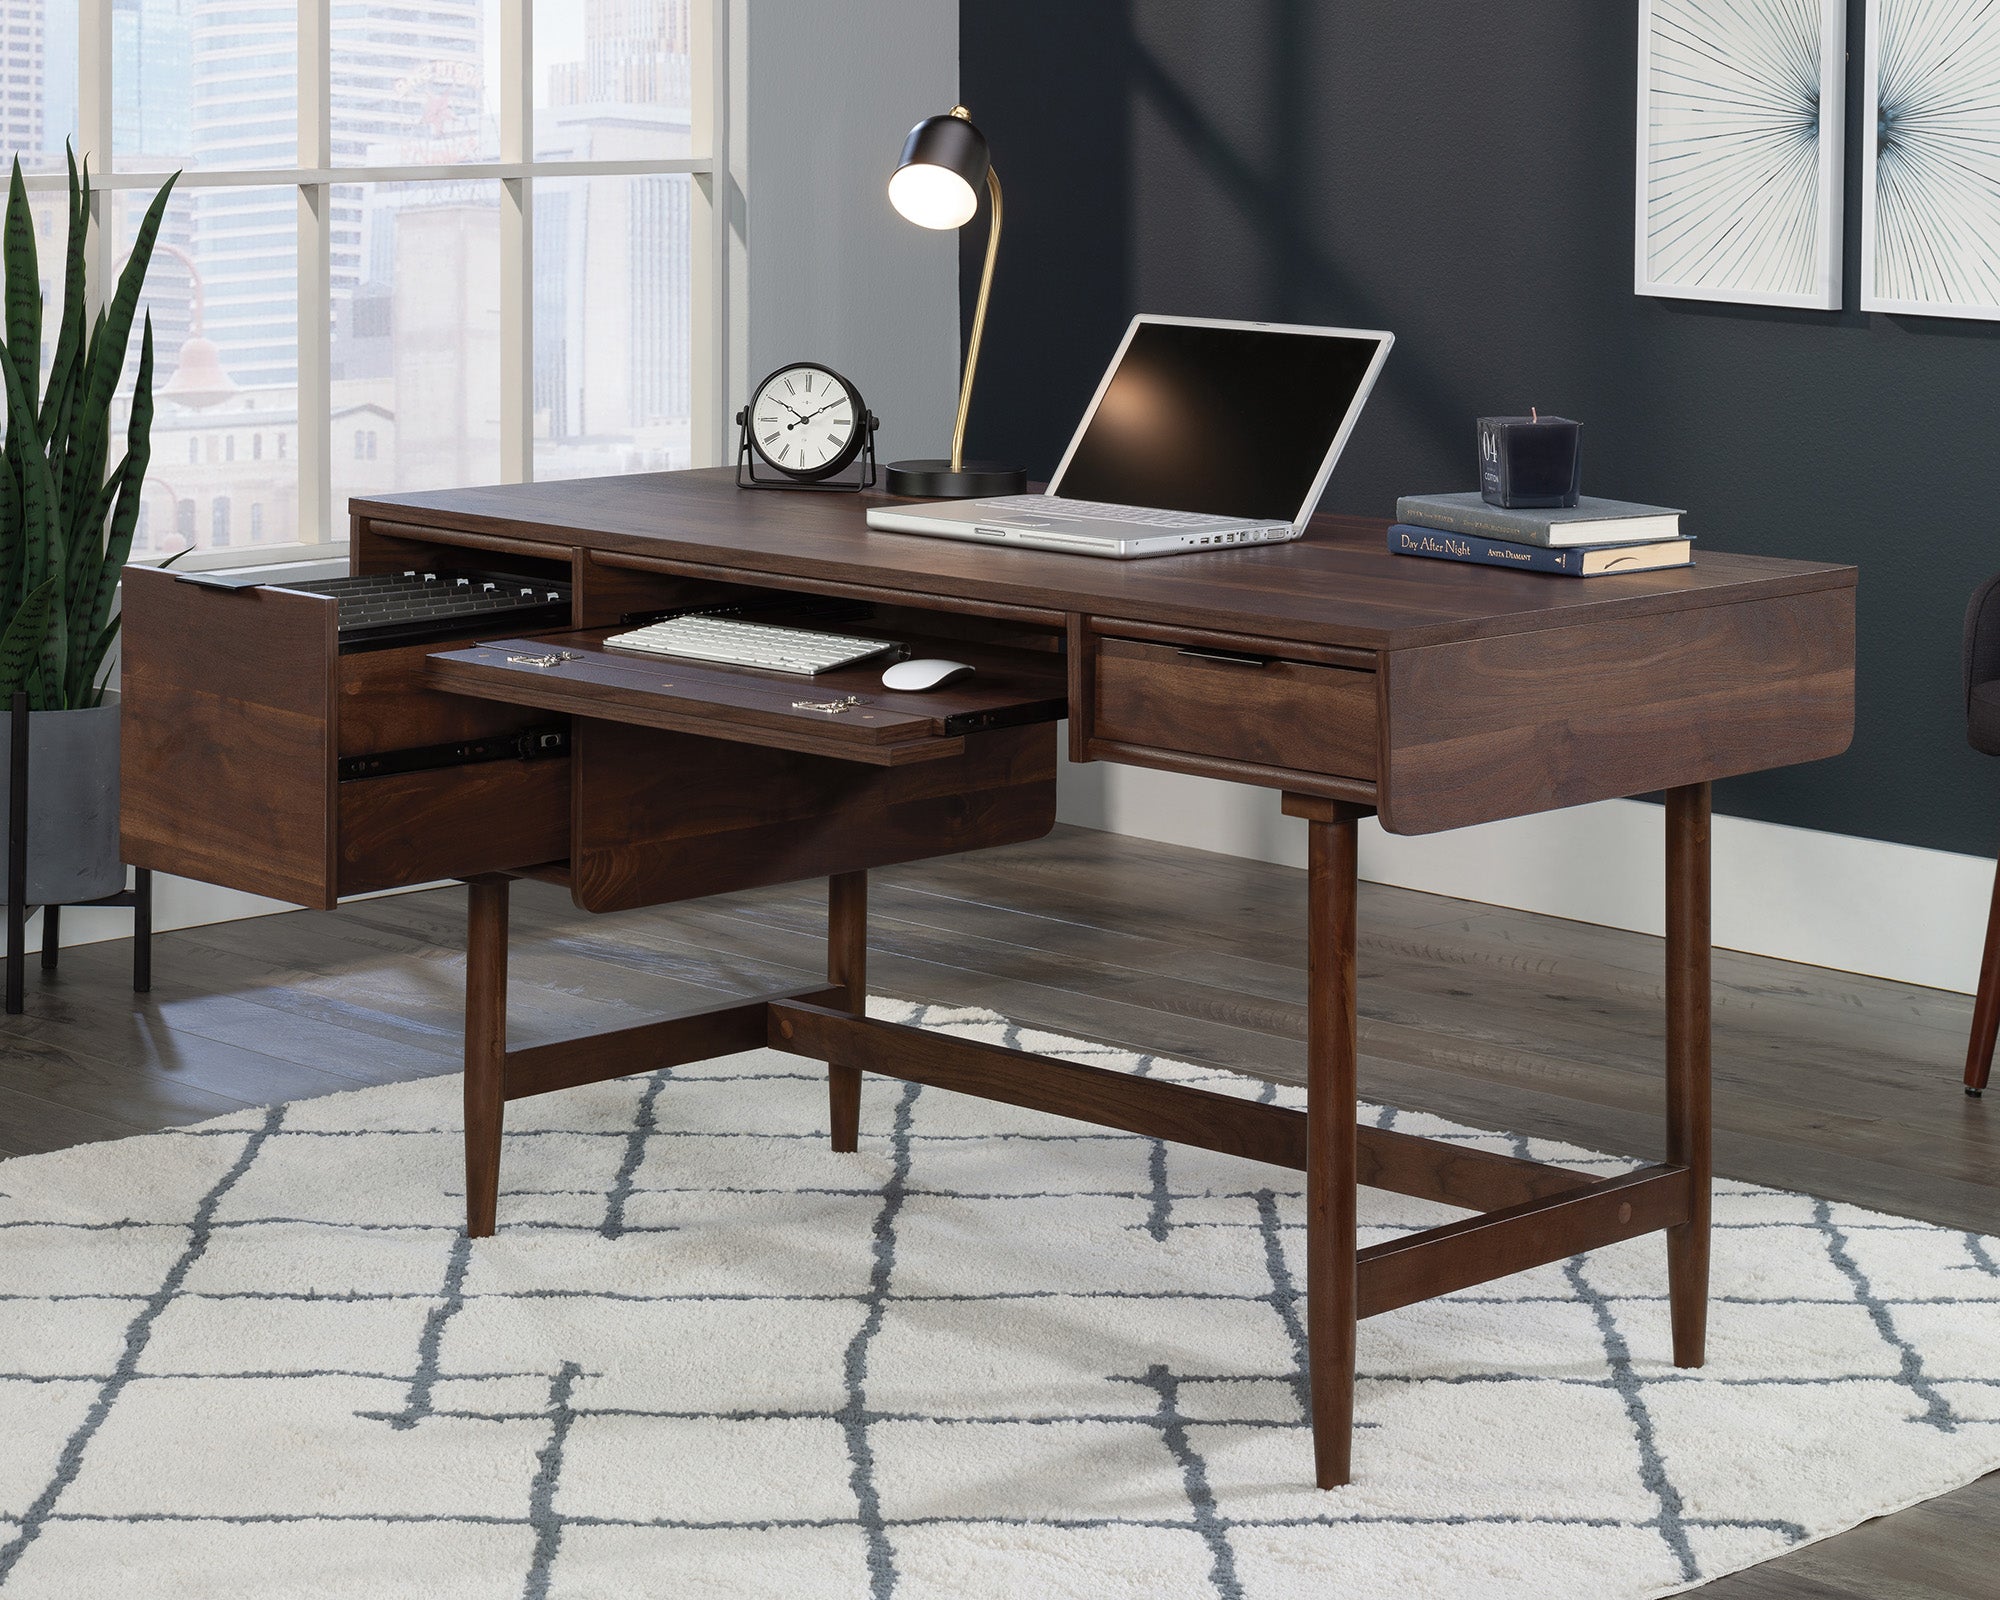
[2,999,1997,1599]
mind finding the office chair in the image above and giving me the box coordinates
[1962,573,2000,1094]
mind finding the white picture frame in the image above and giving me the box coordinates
[1861,0,2000,320]
[1635,0,1846,310]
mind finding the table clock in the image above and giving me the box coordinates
[737,363,879,491]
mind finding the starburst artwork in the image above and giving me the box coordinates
[1637,0,1847,309]
[1863,0,2000,318]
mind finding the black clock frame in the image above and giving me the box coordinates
[736,363,879,492]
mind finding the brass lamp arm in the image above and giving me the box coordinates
[950,166,1002,475]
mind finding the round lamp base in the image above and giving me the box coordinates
[885,459,1028,499]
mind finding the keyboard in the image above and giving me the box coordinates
[977,494,1236,529]
[287,569,572,648]
[602,614,898,676]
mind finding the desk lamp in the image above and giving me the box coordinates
[885,106,1027,498]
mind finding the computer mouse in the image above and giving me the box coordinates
[881,657,976,691]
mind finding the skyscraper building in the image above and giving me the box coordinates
[534,0,694,478]
[112,0,192,163]
[189,1,297,389]
[545,0,692,113]
[0,0,47,156]
[42,0,77,164]
[186,0,491,392]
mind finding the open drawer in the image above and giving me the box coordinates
[119,565,572,910]
[423,630,1067,766]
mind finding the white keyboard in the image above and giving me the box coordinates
[602,615,898,676]
[979,494,1235,529]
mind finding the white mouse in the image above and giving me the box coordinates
[881,657,976,691]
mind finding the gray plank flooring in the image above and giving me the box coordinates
[2,823,1993,1596]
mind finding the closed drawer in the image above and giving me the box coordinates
[1090,636,1378,781]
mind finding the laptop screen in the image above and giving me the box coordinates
[1050,319,1389,525]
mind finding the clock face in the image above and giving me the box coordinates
[748,365,861,478]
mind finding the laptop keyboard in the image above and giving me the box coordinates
[980,494,1237,529]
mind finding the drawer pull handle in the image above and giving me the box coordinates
[1177,647,1273,667]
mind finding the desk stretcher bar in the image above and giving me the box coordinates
[767,999,1695,1321]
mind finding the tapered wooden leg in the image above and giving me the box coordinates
[1305,804,1362,1489]
[464,876,510,1238]
[1964,851,2000,1096]
[1665,784,1712,1368]
[827,870,867,1152]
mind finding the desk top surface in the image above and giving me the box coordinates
[354,468,1857,651]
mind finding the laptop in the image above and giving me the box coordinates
[865,315,1394,559]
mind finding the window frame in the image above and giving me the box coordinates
[44,0,729,572]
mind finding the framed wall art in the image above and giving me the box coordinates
[1636,0,1847,309]
[1862,0,2000,319]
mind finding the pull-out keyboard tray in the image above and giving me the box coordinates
[425,630,1068,766]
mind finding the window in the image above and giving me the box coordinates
[42,1,723,566]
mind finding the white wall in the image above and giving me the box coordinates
[743,0,961,469]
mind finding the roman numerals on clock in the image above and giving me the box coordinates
[737,362,878,490]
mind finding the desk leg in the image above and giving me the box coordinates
[1306,804,1362,1489]
[827,871,867,1152]
[464,876,510,1239]
[1665,783,1712,1368]
[1965,853,2000,1096]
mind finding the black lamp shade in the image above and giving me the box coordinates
[889,113,991,230]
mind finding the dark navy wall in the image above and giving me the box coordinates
[957,0,2000,856]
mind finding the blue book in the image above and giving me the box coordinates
[1387,524,1692,577]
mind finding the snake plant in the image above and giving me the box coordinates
[0,145,176,711]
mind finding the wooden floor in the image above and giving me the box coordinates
[3,823,1994,1596]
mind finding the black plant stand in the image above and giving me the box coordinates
[6,689,152,1015]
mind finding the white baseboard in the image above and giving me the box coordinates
[36,740,1991,1001]
[1057,743,1994,996]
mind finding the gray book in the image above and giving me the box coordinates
[1394,492,1684,547]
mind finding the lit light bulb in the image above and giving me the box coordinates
[888,162,978,230]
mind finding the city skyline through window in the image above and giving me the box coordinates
[13,0,713,563]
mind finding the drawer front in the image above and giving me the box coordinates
[1090,636,1378,782]
[572,719,1057,912]
[119,565,572,909]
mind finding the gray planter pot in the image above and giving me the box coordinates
[0,696,125,906]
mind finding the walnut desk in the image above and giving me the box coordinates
[118,468,1857,1489]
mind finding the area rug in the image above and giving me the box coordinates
[1,1000,1996,1599]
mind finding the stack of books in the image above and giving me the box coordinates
[1389,493,1691,577]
